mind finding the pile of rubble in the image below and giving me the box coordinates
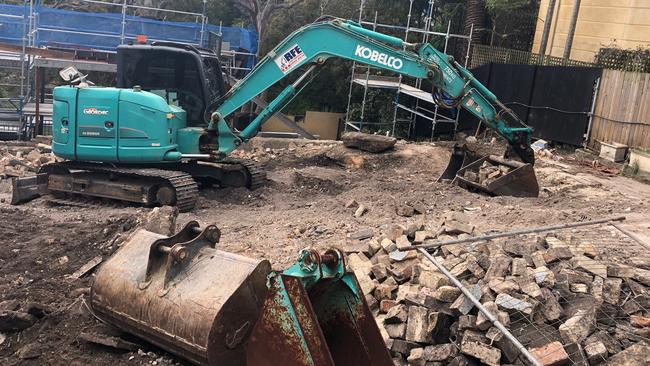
[0,139,55,179]
[346,213,650,365]
[463,161,511,186]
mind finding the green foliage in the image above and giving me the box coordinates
[485,0,530,13]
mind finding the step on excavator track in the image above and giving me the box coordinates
[40,162,199,212]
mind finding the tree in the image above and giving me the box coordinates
[233,0,308,48]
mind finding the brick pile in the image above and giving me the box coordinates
[345,213,650,365]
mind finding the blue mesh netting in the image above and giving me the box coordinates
[0,3,258,54]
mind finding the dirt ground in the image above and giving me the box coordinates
[0,137,648,365]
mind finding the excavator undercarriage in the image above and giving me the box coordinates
[12,160,265,212]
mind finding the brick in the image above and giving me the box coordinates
[380,238,396,253]
[476,301,497,331]
[450,284,482,315]
[365,294,378,311]
[385,323,406,339]
[354,270,377,295]
[511,257,528,276]
[367,238,382,257]
[414,230,433,244]
[423,343,458,362]
[460,336,501,366]
[395,235,412,251]
[391,339,420,356]
[385,304,408,324]
[591,276,604,301]
[405,306,429,343]
[584,341,607,365]
[573,255,608,278]
[529,341,569,366]
[458,315,477,330]
[384,224,405,242]
[559,309,595,344]
[407,348,425,366]
[370,263,388,282]
[373,283,395,301]
[495,293,534,315]
[558,268,593,285]
[488,277,519,294]
[543,246,574,263]
[433,286,461,302]
[519,280,543,299]
[418,270,448,290]
[607,263,636,278]
[539,288,563,322]
[484,255,511,279]
[347,253,372,275]
[630,315,650,328]
[570,283,589,293]
[531,250,547,268]
[396,284,420,303]
[379,299,398,314]
[466,259,486,278]
[605,340,650,365]
[444,220,474,235]
[603,278,622,305]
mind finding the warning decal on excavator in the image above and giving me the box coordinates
[275,44,306,74]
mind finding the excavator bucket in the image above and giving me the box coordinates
[90,223,392,366]
[454,155,539,197]
[247,249,393,366]
[437,144,480,182]
[438,144,539,197]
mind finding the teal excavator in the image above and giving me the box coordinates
[12,16,538,211]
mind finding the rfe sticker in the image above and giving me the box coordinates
[274,44,306,74]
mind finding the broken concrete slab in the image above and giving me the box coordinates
[495,293,534,315]
[450,284,482,315]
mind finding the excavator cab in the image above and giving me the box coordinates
[116,43,226,127]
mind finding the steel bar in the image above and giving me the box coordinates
[418,248,542,366]
[408,216,626,251]
[611,222,650,250]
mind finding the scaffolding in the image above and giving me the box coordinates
[0,0,258,139]
[344,0,473,140]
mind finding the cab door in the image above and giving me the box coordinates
[75,88,119,162]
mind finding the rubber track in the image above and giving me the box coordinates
[222,158,266,190]
[44,162,199,212]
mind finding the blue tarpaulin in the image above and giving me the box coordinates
[0,3,258,54]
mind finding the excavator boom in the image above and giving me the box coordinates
[206,17,534,166]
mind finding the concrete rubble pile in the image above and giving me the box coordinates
[345,213,650,366]
[0,139,55,179]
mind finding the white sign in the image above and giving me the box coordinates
[355,45,404,70]
[274,44,307,74]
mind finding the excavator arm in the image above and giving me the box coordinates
[207,17,534,164]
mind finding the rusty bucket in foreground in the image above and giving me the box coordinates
[91,222,391,366]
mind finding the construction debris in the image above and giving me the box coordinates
[345,214,650,365]
[0,141,56,179]
[341,132,397,153]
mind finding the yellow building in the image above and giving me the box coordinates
[532,0,650,62]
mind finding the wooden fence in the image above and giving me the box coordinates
[588,69,650,150]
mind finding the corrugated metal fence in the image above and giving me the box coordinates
[589,69,650,150]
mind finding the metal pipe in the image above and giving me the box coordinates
[418,248,542,366]
[611,222,650,250]
[584,76,600,147]
[538,0,557,62]
[408,216,626,251]
[563,0,582,61]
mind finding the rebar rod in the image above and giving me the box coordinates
[611,222,650,250]
[408,216,626,251]
[418,248,542,366]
